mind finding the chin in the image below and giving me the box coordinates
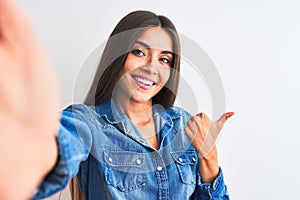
[130,93,152,103]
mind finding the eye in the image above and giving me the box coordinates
[160,57,171,64]
[131,49,145,57]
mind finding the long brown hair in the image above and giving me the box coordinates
[70,10,181,200]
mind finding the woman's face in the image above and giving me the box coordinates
[117,27,173,104]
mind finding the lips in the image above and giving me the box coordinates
[132,75,156,89]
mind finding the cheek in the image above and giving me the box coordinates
[123,55,142,72]
[159,67,171,84]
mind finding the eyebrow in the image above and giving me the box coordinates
[134,40,174,55]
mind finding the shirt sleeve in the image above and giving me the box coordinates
[192,167,229,200]
[32,105,94,199]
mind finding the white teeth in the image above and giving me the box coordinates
[135,77,154,86]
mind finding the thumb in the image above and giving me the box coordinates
[0,0,31,44]
[216,112,235,127]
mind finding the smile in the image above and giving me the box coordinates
[132,75,156,89]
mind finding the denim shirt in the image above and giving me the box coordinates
[33,98,229,200]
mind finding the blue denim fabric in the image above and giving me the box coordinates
[33,98,229,200]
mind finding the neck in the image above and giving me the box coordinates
[115,98,153,127]
[113,96,159,150]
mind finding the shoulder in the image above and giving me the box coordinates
[63,104,95,113]
[165,106,192,120]
[153,105,192,124]
[61,104,97,121]
[63,104,96,114]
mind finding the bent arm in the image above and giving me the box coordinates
[0,0,61,198]
[184,112,234,199]
[32,105,94,199]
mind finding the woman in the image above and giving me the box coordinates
[0,3,233,198]
[38,10,233,199]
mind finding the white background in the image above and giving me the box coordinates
[17,0,300,199]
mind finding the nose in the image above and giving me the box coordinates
[142,65,158,75]
[143,55,159,74]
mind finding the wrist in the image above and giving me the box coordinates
[198,146,219,183]
[198,145,218,161]
[199,160,219,183]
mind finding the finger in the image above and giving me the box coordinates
[196,112,212,131]
[0,0,32,45]
[184,125,205,149]
[184,126,195,140]
[184,126,190,136]
[196,112,211,124]
[187,116,200,131]
[196,112,207,119]
[216,112,235,127]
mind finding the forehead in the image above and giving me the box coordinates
[136,27,173,52]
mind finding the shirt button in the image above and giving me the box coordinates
[136,159,142,165]
[156,166,163,171]
[192,157,196,162]
[108,157,113,163]
[178,157,183,163]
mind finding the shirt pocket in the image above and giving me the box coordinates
[170,150,197,185]
[103,149,146,192]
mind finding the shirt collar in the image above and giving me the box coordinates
[95,97,182,126]
[95,98,125,124]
